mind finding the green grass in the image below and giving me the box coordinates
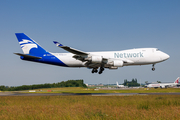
[0,95,180,119]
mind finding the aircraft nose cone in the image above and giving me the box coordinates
[161,53,170,61]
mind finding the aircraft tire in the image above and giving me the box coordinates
[152,68,155,71]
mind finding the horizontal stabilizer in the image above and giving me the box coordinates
[53,41,88,55]
[14,53,42,59]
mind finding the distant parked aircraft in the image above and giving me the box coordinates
[116,82,125,88]
[15,33,170,74]
[145,77,180,88]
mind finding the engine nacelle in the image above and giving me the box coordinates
[113,60,123,67]
[91,56,103,63]
[107,60,123,67]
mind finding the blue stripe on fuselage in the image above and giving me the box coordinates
[20,53,68,67]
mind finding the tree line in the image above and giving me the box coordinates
[123,78,140,87]
[0,80,87,91]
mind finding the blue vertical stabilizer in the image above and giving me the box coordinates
[15,33,48,56]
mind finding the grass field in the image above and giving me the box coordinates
[1,87,180,120]
[0,95,180,119]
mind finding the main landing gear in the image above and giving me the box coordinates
[92,67,105,74]
[152,64,155,71]
[92,68,98,73]
[99,67,104,74]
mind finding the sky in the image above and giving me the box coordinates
[0,0,180,86]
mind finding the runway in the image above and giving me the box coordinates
[1,92,180,96]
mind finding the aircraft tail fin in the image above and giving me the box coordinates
[15,33,48,56]
[174,77,180,83]
[116,81,119,86]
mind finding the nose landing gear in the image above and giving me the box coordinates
[152,64,155,71]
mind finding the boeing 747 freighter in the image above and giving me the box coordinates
[14,33,170,74]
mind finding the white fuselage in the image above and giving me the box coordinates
[51,48,169,67]
[146,83,178,88]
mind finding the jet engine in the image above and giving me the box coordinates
[91,56,103,63]
[85,56,103,63]
[107,60,124,67]
[113,60,123,67]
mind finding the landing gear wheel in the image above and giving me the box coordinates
[152,68,155,71]
[92,68,98,74]
[98,67,104,74]
[152,64,155,71]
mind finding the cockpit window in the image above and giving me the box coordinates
[156,49,159,51]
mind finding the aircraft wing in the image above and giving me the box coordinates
[53,41,134,68]
[53,41,88,55]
